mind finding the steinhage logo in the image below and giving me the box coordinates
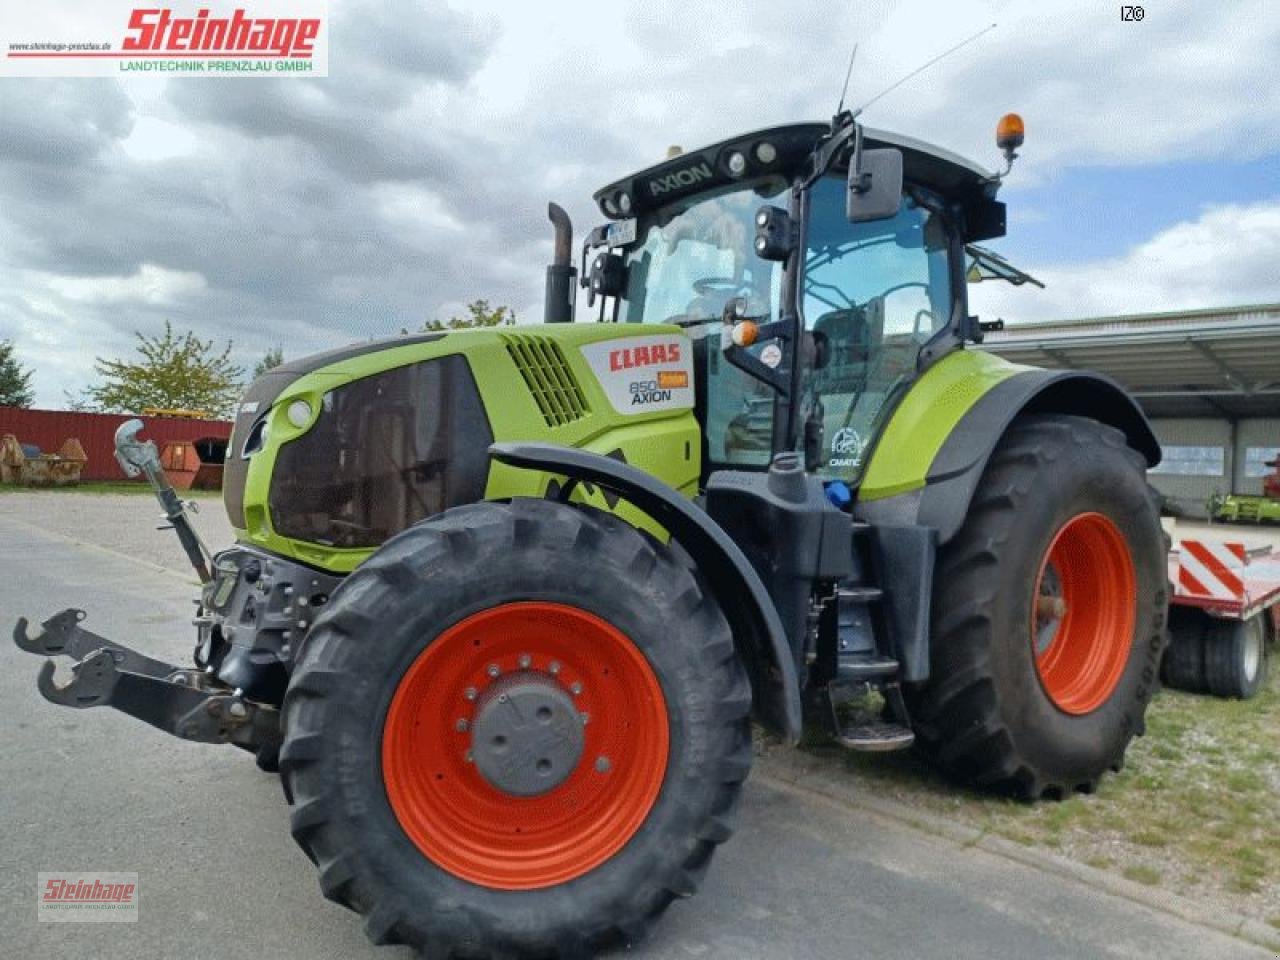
[123,8,321,58]
[1,2,330,77]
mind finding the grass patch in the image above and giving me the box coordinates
[1124,865,1163,886]
[790,658,1280,922]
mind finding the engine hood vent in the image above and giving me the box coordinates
[501,335,589,427]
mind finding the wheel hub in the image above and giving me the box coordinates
[471,672,585,797]
[381,602,669,889]
[1030,511,1137,715]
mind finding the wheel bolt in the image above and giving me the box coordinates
[487,663,501,678]
[549,661,561,675]
[580,712,589,725]
[455,718,469,732]
[464,687,477,701]
[464,749,473,763]
[518,653,532,669]
[1037,596,1067,619]
[595,756,611,773]
[570,681,583,696]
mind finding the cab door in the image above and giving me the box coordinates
[798,177,958,480]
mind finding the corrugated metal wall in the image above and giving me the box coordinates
[1147,417,1280,516]
[1233,418,1280,494]
[1148,418,1233,516]
[0,407,232,482]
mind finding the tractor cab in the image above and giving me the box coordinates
[583,117,1010,485]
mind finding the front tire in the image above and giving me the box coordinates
[910,415,1168,799]
[279,498,751,957]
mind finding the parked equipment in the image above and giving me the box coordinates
[13,112,1169,957]
[1164,536,1276,699]
[0,434,87,486]
[159,436,228,490]
[1210,456,1280,523]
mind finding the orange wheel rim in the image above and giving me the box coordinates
[1031,512,1136,714]
[381,602,669,890]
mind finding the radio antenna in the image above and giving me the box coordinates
[854,22,997,115]
[834,42,858,117]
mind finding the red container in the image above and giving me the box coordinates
[160,436,229,490]
[0,408,232,483]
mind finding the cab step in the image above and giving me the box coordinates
[836,721,916,752]
[837,654,899,680]
[838,585,883,604]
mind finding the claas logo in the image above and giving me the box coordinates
[608,342,681,371]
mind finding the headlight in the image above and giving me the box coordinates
[286,399,313,429]
[241,417,269,457]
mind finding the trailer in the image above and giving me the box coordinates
[1163,536,1279,699]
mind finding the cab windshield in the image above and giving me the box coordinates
[616,174,955,478]
[618,178,790,327]
[619,178,789,467]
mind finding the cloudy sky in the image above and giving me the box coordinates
[1,0,1278,407]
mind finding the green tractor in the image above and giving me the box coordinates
[14,111,1168,957]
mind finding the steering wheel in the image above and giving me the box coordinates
[912,309,936,337]
[693,277,740,296]
[881,281,931,300]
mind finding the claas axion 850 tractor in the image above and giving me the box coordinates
[15,111,1168,956]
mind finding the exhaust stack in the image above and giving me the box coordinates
[544,203,576,323]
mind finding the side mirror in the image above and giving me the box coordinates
[847,147,903,223]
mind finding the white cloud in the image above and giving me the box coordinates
[43,263,207,305]
[969,199,1280,322]
[0,0,1277,407]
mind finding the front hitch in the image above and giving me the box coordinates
[114,418,212,583]
[14,609,279,751]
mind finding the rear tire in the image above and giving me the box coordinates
[279,498,751,957]
[1204,614,1268,699]
[1161,607,1209,693]
[910,415,1168,799]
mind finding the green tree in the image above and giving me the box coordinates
[253,345,285,378]
[85,321,244,419]
[0,339,35,408]
[423,299,516,331]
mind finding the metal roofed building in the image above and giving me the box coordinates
[980,303,1280,517]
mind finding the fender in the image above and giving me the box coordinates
[857,364,1161,544]
[489,442,803,743]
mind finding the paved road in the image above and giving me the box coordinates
[0,505,1272,960]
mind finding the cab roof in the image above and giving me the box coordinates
[593,122,1004,239]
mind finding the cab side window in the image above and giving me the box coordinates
[801,178,953,478]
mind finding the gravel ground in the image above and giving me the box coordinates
[3,494,1273,959]
[0,490,235,577]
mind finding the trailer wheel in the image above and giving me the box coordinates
[279,498,751,957]
[1204,614,1268,699]
[910,414,1168,799]
[1161,607,1209,693]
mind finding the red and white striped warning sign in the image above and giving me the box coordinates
[1176,539,1247,601]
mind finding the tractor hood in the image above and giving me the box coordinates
[223,333,446,531]
[222,324,702,572]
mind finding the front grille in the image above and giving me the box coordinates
[502,335,590,427]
